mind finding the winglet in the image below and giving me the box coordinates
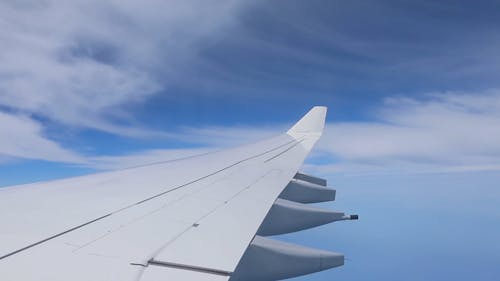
[287,106,327,138]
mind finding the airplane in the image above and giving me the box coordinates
[0,106,357,280]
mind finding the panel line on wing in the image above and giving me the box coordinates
[129,138,298,207]
[146,169,281,262]
[0,137,299,261]
[264,139,305,163]
[0,213,112,261]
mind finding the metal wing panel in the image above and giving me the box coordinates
[0,107,327,281]
[0,134,294,260]
[151,138,314,273]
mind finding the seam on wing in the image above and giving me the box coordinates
[264,138,305,163]
[0,137,299,261]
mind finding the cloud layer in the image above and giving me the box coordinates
[0,112,82,162]
[1,1,500,176]
[312,90,500,175]
[2,86,500,174]
[79,90,500,173]
[0,0,246,134]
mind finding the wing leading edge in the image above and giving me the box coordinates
[0,106,357,281]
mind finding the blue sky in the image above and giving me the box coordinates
[1,0,500,280]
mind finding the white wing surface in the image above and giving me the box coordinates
[0,106,357,281]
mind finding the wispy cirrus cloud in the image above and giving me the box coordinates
[0,0,256,166]
[2,12,500,177]
[2,0,500,174]
[70,90,500,173]
[0,112,83,163]
[2,87,500,174]
[186,0,500,100]
[0,0,249,136]
[309,90,500,175]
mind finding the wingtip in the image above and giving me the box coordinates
[287,106,327,138]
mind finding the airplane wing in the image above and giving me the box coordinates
[0,106,357,281]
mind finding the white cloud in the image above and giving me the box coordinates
[0,0,248,135]
[312,90,500,175]
[2,1,498,176]
[0,112,83,163]
[85,91,500,173]
[1,83,500,176]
